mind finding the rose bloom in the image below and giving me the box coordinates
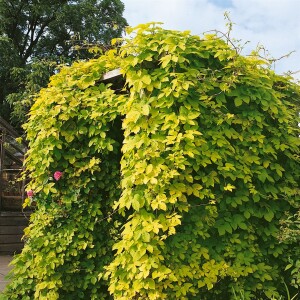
[27,190,34,197]
[54,171,63,181]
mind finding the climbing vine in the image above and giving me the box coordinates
[1,23,300,300]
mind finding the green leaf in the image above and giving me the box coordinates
[244,211,251,219]
[238,222,247,230]
[224,184,236,192]
[218,226,226,236]
[142,104,150,116]
[285,263,293,271]
[264,210,274,222]
[160,54,172,68]
[234,97,243,107]
[142,75,151,85]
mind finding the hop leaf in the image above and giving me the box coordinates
[224,184,236,192]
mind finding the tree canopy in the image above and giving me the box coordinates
[0,0,127,126]
[1,23,300,300]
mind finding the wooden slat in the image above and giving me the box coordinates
[101,68,121,81]
[1,196,23,211]
[0,117,20,139]
[0,217,29,226]
[0,234,23,244]
[0,226,26,235]
[0,211,31,217]
[0,243,24,254]
[1,196,22,200]
[2,148,23,166]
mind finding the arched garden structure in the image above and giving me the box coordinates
[2,23,300,299]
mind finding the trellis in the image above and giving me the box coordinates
[0,117,26,211]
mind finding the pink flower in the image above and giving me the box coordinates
[27,190,34,197]
[54,171,63,181]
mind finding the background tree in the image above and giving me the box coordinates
[0,0,127,127]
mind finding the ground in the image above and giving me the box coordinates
[0,256,12,292]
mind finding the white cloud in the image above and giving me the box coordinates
[230,0,300,76]
[122,0,300,78]
[123,0,225,32]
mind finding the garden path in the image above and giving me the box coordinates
[0,256,12,292]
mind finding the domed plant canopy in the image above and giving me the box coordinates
[2,23,299,300]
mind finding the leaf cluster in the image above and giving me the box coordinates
[2,23,300,300]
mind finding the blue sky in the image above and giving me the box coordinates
[121,0,300,80]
